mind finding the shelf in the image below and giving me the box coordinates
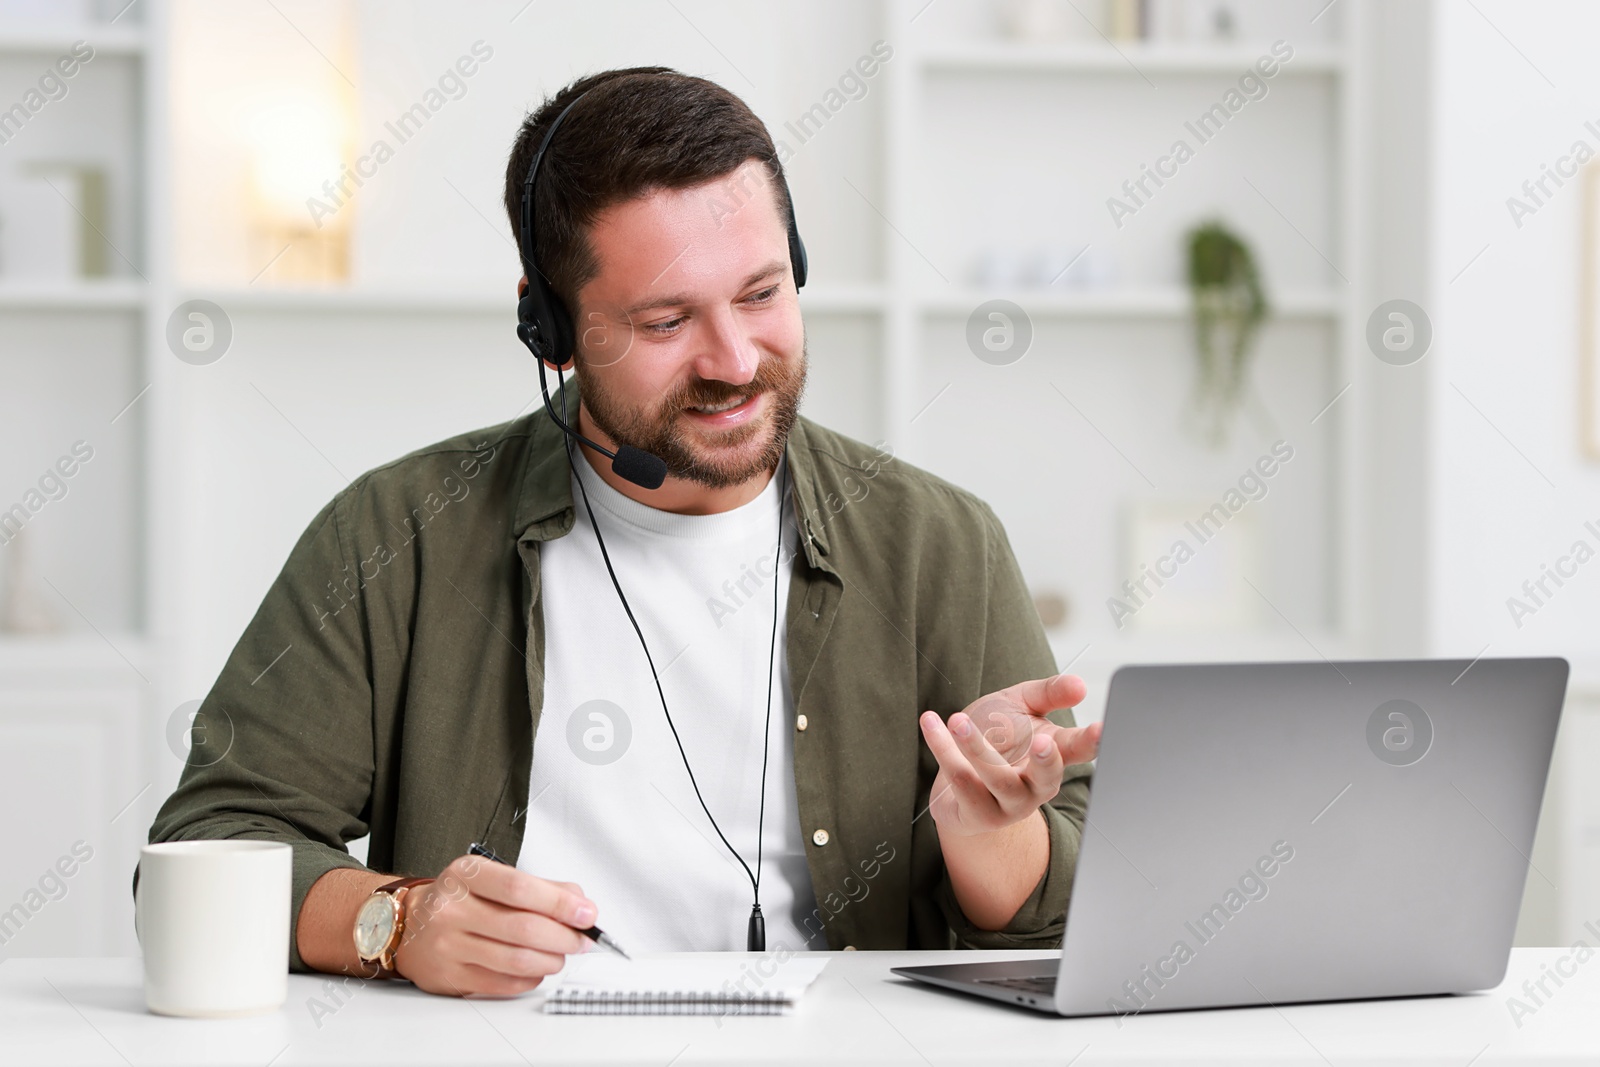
[0,632,150,683]
[917,42,1345,75]
[179,286,509,314]
[1048,627,1357,675]
[799,284,886,313]
[0,280,146,310]
[176,283,888,316]
[921,286,1340,319]
[0,25,147,55]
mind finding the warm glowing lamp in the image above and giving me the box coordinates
[244,87,352,283]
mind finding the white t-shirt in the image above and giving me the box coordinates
[520,449,820,953]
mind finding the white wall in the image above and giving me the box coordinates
[1427,1,1600,670]
[1425,0,1600,943]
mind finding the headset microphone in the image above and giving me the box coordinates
[526,325,668,490]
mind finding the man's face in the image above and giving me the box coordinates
[568,158,807,490]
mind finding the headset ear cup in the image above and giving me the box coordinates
[547,295,576,368]
[789,228,808,290]
[518,282,578,367]
[517,291,541,327]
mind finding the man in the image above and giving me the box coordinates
[143,67,1100,998]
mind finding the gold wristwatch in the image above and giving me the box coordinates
[353,876,432,976]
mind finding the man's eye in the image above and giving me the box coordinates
[647,316,686,334]
[746,285,779,304]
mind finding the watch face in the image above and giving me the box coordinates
[354,894,397,959]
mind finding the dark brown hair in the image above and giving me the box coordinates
[502,67,791,313]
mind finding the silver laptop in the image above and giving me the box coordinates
[894,657,1569,1017]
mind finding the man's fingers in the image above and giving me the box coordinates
[920,711,1012,805]
[458,857,596,929]
[455,961,547,998]
[1014,731,1067,799]
[460,930,570,980]
[946,712,1039,805]
[1051,720,1103,765]
[919,710,976,779]
[472,897,591,957]
[1012,672,1089,717]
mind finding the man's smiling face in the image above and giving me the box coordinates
[565,158,807,492]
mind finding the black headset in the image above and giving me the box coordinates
[511,81,804,952]
[515,85,808,374]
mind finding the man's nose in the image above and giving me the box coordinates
[691,308,758,386]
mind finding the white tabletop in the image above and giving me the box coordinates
[1,948,1594,1065]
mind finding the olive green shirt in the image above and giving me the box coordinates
[142,382,1092,972]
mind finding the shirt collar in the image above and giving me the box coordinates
[511,376,834,571]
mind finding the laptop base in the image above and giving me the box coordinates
[891,959,1059,1014]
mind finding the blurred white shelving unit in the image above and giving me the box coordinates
[173,282,892,317]
[916,41,1348,73]
[0,24,145,54]
[919,286,1341,319]
[875,0,1370,676]
[0,5,165,958]
[0,279,146,309]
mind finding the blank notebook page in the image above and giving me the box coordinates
[540,953,831,1015]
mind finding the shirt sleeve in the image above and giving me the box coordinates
[934,502,1095,949]
[137,493,378,974]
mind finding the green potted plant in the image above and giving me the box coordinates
[1186,220,1267,447]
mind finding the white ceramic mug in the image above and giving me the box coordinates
[136,840,292,1017]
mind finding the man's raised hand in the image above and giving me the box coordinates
[917,672,1101,838]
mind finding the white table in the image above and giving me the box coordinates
[1,949,1595,1065]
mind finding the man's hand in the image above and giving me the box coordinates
[918,672,1100,838]
[919,672,1101,929]
[391,854,597,997]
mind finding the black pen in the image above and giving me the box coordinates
[466,842,632,960]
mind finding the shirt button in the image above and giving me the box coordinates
[812,828,830,846]
[796,714,809,732]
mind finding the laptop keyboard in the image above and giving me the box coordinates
[977,975,1057,995]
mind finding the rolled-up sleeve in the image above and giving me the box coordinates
[138,493,377,973]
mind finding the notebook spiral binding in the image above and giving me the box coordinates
[545,989,793,1015]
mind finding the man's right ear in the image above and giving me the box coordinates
[517,276,529,298]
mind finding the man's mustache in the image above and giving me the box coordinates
[665,362,790,410]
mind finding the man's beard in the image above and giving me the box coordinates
[577,341,808,490]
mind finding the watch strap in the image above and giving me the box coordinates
[363,876,435,977]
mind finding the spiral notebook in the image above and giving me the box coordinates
[541,953,830,1016]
